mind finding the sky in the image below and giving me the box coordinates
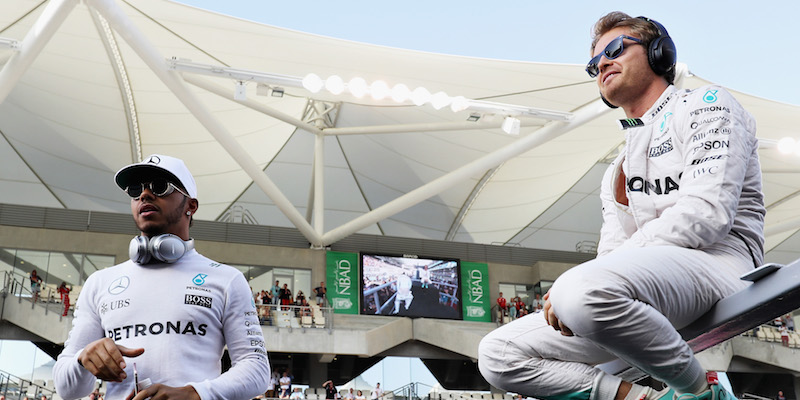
[0,0,793,390]
[171,0,800,106]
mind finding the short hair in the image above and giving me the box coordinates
[590,11,675,85]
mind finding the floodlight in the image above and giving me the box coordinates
[302,73,324,93]
[411,87,431,106]
[325,75,345,95]
[501,116,521,135]
[234,81,247,100]
[348,77,368,98]
[370,80,390,100]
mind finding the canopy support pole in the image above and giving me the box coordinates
[314,132,325,237]
[87,0,323,245]
[320,100,612,245]
[0,0,77,104]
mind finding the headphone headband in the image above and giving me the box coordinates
[636,16,677,80]
[638,16,669,37]
[130,234,194,264]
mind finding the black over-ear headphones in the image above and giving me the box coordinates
[129,234,194,264]
[637,16,677,78]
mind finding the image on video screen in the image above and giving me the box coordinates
[360,253,462,320]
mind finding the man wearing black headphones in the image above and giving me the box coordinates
[479,12,763,400]
[54,155,271,400]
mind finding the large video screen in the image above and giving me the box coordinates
[360,253,462,320]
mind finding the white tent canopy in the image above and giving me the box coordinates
[0,0,798,263]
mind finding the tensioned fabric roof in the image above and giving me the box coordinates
[0,0,798,263]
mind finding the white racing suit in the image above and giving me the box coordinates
[479,85,765,400]
[393,274,414,313]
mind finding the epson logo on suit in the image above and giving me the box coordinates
[185,294,213,308]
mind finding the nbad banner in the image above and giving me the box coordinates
[326,251,359,314]
[460,262,490,322]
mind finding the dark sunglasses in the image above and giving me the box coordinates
[124,179,189,199]
[586,35,643,78]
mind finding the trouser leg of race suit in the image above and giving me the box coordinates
[478,246,751,400]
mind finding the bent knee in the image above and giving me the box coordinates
[548,269,631,334]
[478,328,536,389]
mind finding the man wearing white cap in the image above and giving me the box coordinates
[53,155,270,400]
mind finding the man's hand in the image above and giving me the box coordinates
[78,338,144,382]
[542,291,574,336]
[126,384,200,400]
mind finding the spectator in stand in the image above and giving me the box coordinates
[496,292,507,322]
[280,284,293,310]
[777,391,786,400]
[531,293,544,312]
[344,388,355,400]
[268,371,280,398]
[57,281,71,316]
[314,281,327,307]
[509,296,518,320]
[370,383,383,400]
[782,314,795,332]
[296,290,306,306]
[290,388,305,400]
[29,269,43,303]
[780,324,790,347]
[300,299,312,317]
[264,370,276,398]
[272,280,281,305]
[279,371,292,399]
[355,391,366,400]
[265,290,274,306]
[323,380,337,400]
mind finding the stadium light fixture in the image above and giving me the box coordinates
[0,37,19,50]
[169,58,573,122]
[234,81,247,100]
[777,137,800,156]
[501,116,521,135]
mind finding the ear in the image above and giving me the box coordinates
[186,198,199,215]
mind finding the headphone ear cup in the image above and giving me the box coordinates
[648,34,677,76]
[129,236,151,264]
[148,234,187,264]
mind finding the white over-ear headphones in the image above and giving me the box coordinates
[129,234,194,264]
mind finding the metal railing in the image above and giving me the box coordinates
[0,369,56,400]
[391,382,434,400]
[2,271,74,319]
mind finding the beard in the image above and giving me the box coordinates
[138,196,187,237]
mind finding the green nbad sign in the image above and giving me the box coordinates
[326,251,359,314]
[461,262,490,322]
